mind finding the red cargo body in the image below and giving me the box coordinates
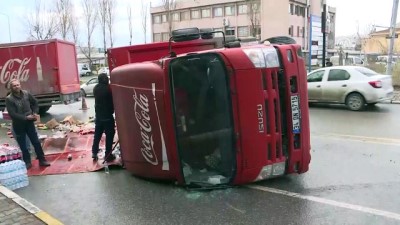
[0,39,81,113]
[107,39,222,71]
[110,42,311,187]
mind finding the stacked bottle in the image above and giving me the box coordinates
[0,145,28,190]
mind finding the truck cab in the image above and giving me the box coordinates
[110,28,311,188]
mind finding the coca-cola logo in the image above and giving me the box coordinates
[0,58,31,84]
[133,89,159,165]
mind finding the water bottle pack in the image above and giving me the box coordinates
[0,144,28,191]
[0,144,22,163]
[0,160,29,190]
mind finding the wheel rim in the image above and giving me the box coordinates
[348,95,362,110]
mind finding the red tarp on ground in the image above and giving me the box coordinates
[27,134,122,176]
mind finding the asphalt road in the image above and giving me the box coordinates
[3,101,400,225]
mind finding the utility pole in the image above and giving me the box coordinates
[387,0,399,75]
[321,0,327,67]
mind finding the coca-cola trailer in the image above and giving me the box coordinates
[0,39,81,114]
[110,28,311,188]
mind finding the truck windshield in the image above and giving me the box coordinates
[169,53,235,187]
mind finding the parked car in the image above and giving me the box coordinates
[98,67,109,75]
[307,66,394,111]
[80,75,110,97]
[330,55,364,66]
[78,63,92,77]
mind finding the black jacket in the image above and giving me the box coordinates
[5,90,38,125]
[94,74,114,121]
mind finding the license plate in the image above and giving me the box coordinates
[291,95,300,134]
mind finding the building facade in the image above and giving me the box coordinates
[150,0,335,51]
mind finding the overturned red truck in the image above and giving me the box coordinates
[108,28,311,188]
[0,39,81,114]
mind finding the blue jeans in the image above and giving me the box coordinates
[13,121,45,164]
[92,118,115,156]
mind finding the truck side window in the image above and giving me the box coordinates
[307,70,324,82]
[327,69,350,81]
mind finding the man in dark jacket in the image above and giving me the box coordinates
[5,79,50,169]
[92,73,116,161]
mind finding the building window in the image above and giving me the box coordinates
[300,7,306,17]
[225,6,235,16]
[153,33,161,42]
[162,32,169,41]
[172,12,180,21]
[213,28,224,37]
[238,26,249,37]
[161,14,167,23]
[289,3,294,15]
[297,26,300,37]
[202,8,211,18]
[191,10,200,19]
[238,4,248,14]
[289,25,294,37]
[295,5,299,16]
[226,27,235,36]
[213,7,223,17]
[153,15,161,24]
[181,11,190,20]
[302,26,305,37]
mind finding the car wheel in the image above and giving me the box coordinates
[346,93,365,111]
[86,72,91,76]
[81,89,87,97]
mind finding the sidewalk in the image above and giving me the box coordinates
[0,185,63,225]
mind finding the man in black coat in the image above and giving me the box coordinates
[5,79,50,169]
[92,73,116,161]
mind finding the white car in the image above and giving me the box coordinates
[98,67,110,75]
[80,77,99,97]
[307,66,394,111]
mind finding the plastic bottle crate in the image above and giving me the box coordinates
[0,160,29,190]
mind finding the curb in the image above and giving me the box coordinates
[0,185,63,225]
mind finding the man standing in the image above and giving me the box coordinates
[5,79,50,169]
[92,73,116,162]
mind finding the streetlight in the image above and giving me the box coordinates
[0,12,11,42]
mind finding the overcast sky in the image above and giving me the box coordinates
[0,0,398,46]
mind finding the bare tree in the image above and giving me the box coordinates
[128,5,133,45]
[141,0,149,43]
[26,0,59,40]
[55,0,73,40]
[106,0,116,48]
[162,0,176,35]
[246,0,261,38]
[81,0,98,67]
[98,0,108,54]
[69,14,79,43]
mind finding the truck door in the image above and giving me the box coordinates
[307,70,325,101]
[322,68,351,102]
[169,53,236,186]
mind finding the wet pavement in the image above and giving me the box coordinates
[2,100,400,224]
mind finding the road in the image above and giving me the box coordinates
[4,101,400,225]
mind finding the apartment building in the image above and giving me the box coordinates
[150,0,335,50]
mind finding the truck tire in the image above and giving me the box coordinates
[39,106,51,114]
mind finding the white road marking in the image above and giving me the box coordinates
[248,185,400,221]
[314,133,400,147]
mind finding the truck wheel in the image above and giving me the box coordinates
[346,93,365,111]
[39,106,51,114]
